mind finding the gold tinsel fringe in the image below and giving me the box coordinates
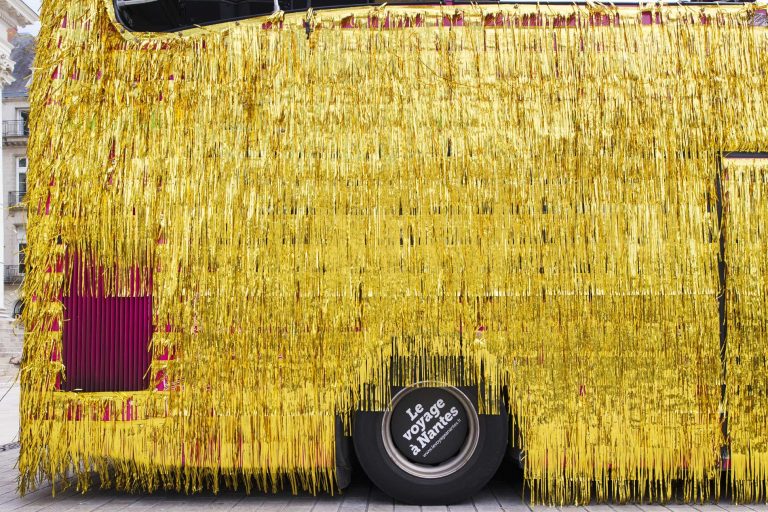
[19,0,768,505]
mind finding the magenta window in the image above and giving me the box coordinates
[61,258,152,392]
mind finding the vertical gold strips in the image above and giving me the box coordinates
[723,157,768,504]
[18,1,768,504]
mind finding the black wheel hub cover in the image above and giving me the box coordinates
[389,387,469,465]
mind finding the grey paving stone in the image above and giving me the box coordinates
[587,506,615,512]
[257,497,291,512]
[366,487,393,512]
[40,493,117,512]
[448,500,477,512]
[229,495,267,512]
[489,483,528,512]
[91,495,143,511]
[422,506,449,512]
[284,496,318,512]
[4,499,60,512]
[337,484,370,512]
[0,483,20,497]
[473,488,501,512]
[174,496,234,510]
[123,498,174,511]
[35,489,84,510]
[312,496,343,512]
[0,486,57,510]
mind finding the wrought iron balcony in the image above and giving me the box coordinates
[8,191,26,208]
[5,265,24,285]
[2,120,29,138]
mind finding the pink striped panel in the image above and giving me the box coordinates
[61,257,152,392]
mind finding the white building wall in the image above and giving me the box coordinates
[2,98,28,379]
[0,0,37,382]
[3,97,28,273]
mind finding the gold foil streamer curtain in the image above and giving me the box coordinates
[18,0,768,504]
[723,157,768,503]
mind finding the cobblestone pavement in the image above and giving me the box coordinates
[1,447,767,512]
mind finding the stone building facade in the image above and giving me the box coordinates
[0,7,37,381]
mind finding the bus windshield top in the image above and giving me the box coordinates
[114,0,756,33]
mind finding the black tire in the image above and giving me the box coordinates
[353,385,508,505]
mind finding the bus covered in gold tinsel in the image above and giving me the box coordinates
[18,0,768,504]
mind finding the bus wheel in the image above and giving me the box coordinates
[353,385,508,505]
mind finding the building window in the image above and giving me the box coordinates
[17,110,29,136]
[18,243,27,274]
[16,157,27,202]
